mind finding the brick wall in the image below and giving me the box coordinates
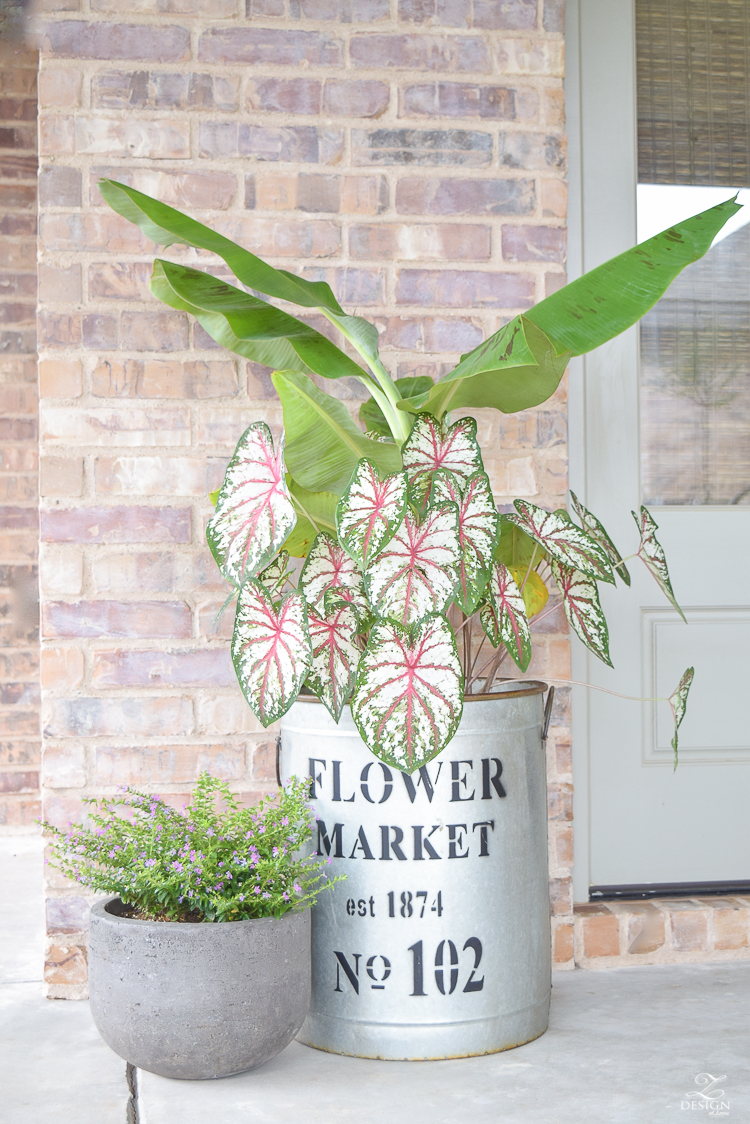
[34,0,572,997]
[0,19,41,835]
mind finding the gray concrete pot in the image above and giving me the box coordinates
[88,897,311,1080]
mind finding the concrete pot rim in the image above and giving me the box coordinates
[92,895,310,932]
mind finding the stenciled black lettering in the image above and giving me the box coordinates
[366,954,391,990]
[435,939,459,995]
[380,825,407,861]
[400,763,442,803]
[332,760,356,803]
[360,761,394,804]
[412,825,442,860]
[462,937,484,992]
[334,951,360,994]
[472,819,495,857]
[357,899,367,917]
[309,758,327,799]
[447,823,469,859]
[317,820,344,858]
[481,757,506,800]
[349,825,375,860]
[450,760,475,802]
[346,898,355,916]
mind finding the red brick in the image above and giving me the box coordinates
[398,0,471,25]
[396,176,536,215]
[199,27,342,65]
[0,301,36,325]
[40,648,85,690]
[94,742,244,786]
[247,77,321,115]
[549,876,572,916]
[41,21,191,62]
[38,312,80,348]
[38,359,83,399]
[45,896,90,934]
[0,213,37,235]
[94,456,207,496]
[547,782,573,820]
[0,124,36,149]
[120,311,188,352]
[582,912,620,957]
[0,476,36,502]
[0,153,37,178]
[0,96,37,120]
[39,115,76,155]
[350,222,491,261]
[474,0,537,28]
[0,740,40,767]
[0,506,37,530]
[38,165,81,208]
[669,907,709,952]
[302,266,385,305]
[0,796,41,826]
[39,264,82,304]
[43,600,192,640]
[350,34,490,71]
[292,0,390,17]
[401,81,519,119]
[90,550,225,596]
[352,127,492,167]
[502,223,566,262]
[44,697,194,738]
[92,648,234,688]
[553,921,574,963]
[92,358,238,399]
[45,943,87,987]
[323,79,390,118]
[75,118,190,159]
[215,216,342,258]
[0,709,40,737]
[396,268,535,308]
[87,262,151,301]
[43,744,86,789]
[90,167,237,211]
[0,182,35,209]
[255,173,341,213]
[40,213,152,254]
[41,406,191,446]
[91,69,238,110]
[38,68,81,108]
[41,506,191,544]
[499,131,566,170]
[198,599,234,640]
[82,313,118,350]
[0,769,38,793]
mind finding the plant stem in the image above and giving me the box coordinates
[503,674,672,704]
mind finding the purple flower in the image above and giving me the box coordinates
[253,886,261,895]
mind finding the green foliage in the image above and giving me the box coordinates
[42,774,342,922]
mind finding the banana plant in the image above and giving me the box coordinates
[100,182,738,771]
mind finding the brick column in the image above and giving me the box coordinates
[0,23,40,834]
[35,0,572,997]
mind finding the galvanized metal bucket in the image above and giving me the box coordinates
[279,681,552,1060]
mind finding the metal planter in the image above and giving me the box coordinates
[279,681,551,1060]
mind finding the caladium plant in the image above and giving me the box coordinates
[100,182,741,771]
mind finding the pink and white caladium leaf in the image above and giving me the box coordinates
[336,460,408,569]
[207,422,296,587]
[633,506,686,622]
[401,413,484,510]
[570,491,631,586]
[350,614,463,772]
[306,604,361,721]
[231,580,311,726]
[257,550,292,599]
[669,666,694,767]
[550,561,612,667]
[364,505,460,627]
[324,584,373,629]
[431,469,500,614]
[507,500,614,584]
[479,562,532,671]
[299,532,365,610]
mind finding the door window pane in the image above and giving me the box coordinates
[637,0,750,505]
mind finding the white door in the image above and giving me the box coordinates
[567,0,750,898]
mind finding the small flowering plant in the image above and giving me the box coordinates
[42,773,340,923]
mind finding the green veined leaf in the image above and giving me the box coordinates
[284,476,338,558]
[526,198,740,356]
[272,370,402,495]
[364,505,460,627]
[495,517,547,569]
[231,581,311,727]
[507,500,614,584]
[401,413,484,510]
[300,532,366,610]
[633,506,686,622]
[509,565,549,618]
[209,488,220,508]
[152,260,367,382]
[669,666,694,768]
[306,604,361,722]
[323,584,373,629]
[431,470,500,614]
[206,422,295,588]
[479,562,532,672]
[359,377,434,437]
[422,316,571,420]
[350,614,463,772]
[98,179,344,313]
[336,460,407,569]
[550,561,612,667]
[257,551,292,599]
[570,491,631,586]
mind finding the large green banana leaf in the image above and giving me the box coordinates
[151,261,368,382]
[284,476,338,557]
[272,370,402,494]
[360,376,434,436]
[526,197,740,355]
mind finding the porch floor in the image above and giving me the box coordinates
[3,838,748,1124]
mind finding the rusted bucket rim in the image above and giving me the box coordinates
[295,679,548,704]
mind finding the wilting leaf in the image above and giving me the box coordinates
[360,377,434,437]
[336,460,408,569]
[207,422,295,587]
[495,518,547,569]
[300,532,365,610]
[431,470,500,614]
[284,476,338,558]
[306,604,361,721]
[401,414,484,509]
[231,581,311,726]
[669,666,694,768]
[509,565,549,618]
[633,506,686,622]
[364,505,460,627]
[257,551,291,599]
[550,561,612,667]
[570,491,630,586]
[350,614,463,772]
[508,500,614,584]
[272,370,402,495]
[480,563,532,671]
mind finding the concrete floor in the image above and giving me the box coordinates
[2,841,748,1124]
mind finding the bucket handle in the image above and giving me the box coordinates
[542,686,555,742]
[275,734,282,786]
